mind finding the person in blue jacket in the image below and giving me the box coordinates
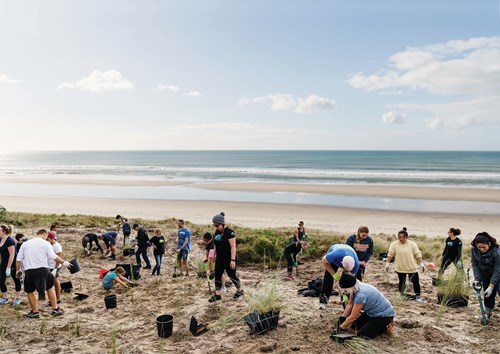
[319,244,359,310]
[99,231,118,260]
[346,226,374,281]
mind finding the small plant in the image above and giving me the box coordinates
[111,326,118,354]
[74,316,81,337]
[344,337,383,353]
[194,256,208,275]
[247,278,287,314]
[206,315,240,329]
[15,307,21,321]
[0,206,6,221]
[437,269,468,297]
[40,320,47,334]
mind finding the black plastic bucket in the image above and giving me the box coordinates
[61,281,73,293]
[156,314,174,338]
[104,294,117,309]
[69,259,81,274]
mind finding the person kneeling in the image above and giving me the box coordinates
[102,267,133,290]
[334,273,394,339]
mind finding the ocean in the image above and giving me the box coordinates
[1,150,500,188]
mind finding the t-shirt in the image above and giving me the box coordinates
[284,242,302,257]
[442,237,462,260]
[150,236,165,255]
[177,228,191,251]
[16,237,58,270]
[102,271,118,290]
[48,241,63,269]
[0,236,16,266]
[345,235,374,263]
[103,232,118,244]
[388,240,422,273]
[354,283,395,318]
[325,244,360,274]
[214,227,235,261]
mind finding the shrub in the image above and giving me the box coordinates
[0,206,6,221]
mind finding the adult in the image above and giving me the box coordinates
[50,223,59,238]
[294,221,307,264]
[122,218,131,247]
[133,224,151,269]
[439,227,463,275]
[47,232,62,305]
[149,228,165,276]
[284,241,309,280]
[99,231,118,260]
[208,212,244,302]
[82,233,103,255]
[334,273,394,339]
[319,244,359,310]
[0,225,22,306]
[176,219,191,276]
[471,232,499,319]
[346,226,374,281]
[385,227,425,303]
[15,229,71,318]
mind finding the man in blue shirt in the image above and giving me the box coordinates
[99,231,118,260]
[177,219,191,276]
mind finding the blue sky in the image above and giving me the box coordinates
[1,0,499,151]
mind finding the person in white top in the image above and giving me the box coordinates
[15,229,71,319]
[47,232,63,304]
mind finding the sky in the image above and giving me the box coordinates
[1,0,500,151]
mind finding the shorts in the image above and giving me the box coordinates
[177,249,189,261]
[24,268,54,294]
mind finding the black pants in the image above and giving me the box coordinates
[320,264,339,304]
[355,266,365,281]
[480,274,498,311]
[285,250,299,274]
[214,258,240,291]
[0,264,22,293]
[352,312,393,339]
[396,272,421,296]
[439,255,459,273]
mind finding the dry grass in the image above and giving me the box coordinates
[246,277,287,314]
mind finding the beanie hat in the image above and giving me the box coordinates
[212,213,225,225]
[132,224,139,230]
[341,256,355,272]
[338,273,357,289]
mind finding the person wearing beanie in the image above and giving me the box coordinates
[333,273,395,339]
[471,232,500,319]
[385,227,425,303]
[319,244,360,310]
[82,233,103,255]
[208,212,244,302]
[345,226,374,281]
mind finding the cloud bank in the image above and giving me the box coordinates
[58,70,134,93]
[238,93,336,114]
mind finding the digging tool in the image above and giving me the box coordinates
[473,281,487,325]
[467,268,471,287]
[173,255,179,278]
[207,277,212,294]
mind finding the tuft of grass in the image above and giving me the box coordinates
[111,326,118,354]
[344,337,384,354]
[247,277,287,314]
[15,307,21,321]
[437,268,468,297]
[206,315,241,329]
[74,316,81,337]
[39,319,46,334]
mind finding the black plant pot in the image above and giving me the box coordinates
[243,311,280,335]
[437,293,469,307]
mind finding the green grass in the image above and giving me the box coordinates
[247,277,287,314]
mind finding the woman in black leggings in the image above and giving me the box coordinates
[0,225,22,306]
[439,227,463,274]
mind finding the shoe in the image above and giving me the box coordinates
[12,298,22,306]
[108,256,116,260]
[143,266,152,269]
[319,303,327,310]
[185,273,190,277]
[298,261,305,265]
[51,307,64,316]
[23,311,40,319]
[233,290,244,299]
[208,294,222,303]
[287,273,295,280]
[415,296,424,303]
[221,287,228,293]
[0,298,9,305]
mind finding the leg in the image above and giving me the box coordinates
[351,312,370,330]
[54,278,61,302]
[482,276,495,315]
[439,255,452,275]
[408,272,421,296]
[27,292,37,312]
[225,265,241,290]
[12,267,21,298]
[285,251,293,274]
[355,266,365,281]
[0,266,7,297]
[357,316,393,339]
[214,260,224,294]
[397,272,407,293]
[47,287,57,309]
[158,254,163,274]
[135,248,142,266]
[142,248,151,268]
[320,266,337,305]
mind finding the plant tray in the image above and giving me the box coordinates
[331,333,355,343]
[243,311,280,335]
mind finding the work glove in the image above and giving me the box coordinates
[62,261,72,268]
[16,270,23,279]
[293,261,298,267]
[341,294,349,304]
[385,263,390,272]
[418,262,425,272]
[484,287,494,297]
[456,259,463,269]
[5,268,11,278]
[51,269,58,277]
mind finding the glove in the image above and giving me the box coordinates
[385,263,390,272]
[293,261,298,267]
[456,259,463,269]
[341,294,349,304]
[333,272,341,281]
[51,269,58,277]
[418,263,425,272]
[484,287,494,297]
[5,268,11,278]
[472,280,481,289]
[62,261,71,268]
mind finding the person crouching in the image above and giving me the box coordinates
[334,273,394,339]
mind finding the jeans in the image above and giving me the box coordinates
[152,254,163,275]
[135,246,151,268]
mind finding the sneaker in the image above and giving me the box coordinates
[233,290,244,299]
[319,303,327,310]
[0,297,9,305]
[12,298,22,306]
[23,311,40,319]
[108,255,116,260]
[208,294,222,303]
[287,273,295,280]
[298,261,305,265]
[143,266,152,270]
[221,287,228,293]
[415,296,424,303]
[51,307,64,316]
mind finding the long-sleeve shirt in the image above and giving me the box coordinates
[135,228,149,248]
[345,235,374,263]
[388,240,422,273]
[471,246,500,286]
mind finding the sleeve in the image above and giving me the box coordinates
[388,242,396,258]
[441,241,446,256]
[208,249,215,258]
[186,229,191,239]
[471,249,481,281]
[490,249,500,287]
[457,240,463,260]
[353,292,367,305]
[413,242,422,259]
[345,235,354,247]
[16,245,25,262]
[55,243,63,254]
[365,238,374,262]
[46,243,58,260]
[227,230,235,240]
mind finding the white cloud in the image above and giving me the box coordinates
[58,70,134,93]
[0,74,21,84]
[347,36,500,95]
[238,93,335,114]
[183,91,202,97]
[157,84,179,93]
[382,111,406,124]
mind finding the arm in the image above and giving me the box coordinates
[7,245,15,269]
[457,241,462,261]
[115,276,129,288]
[489,249,500,288]
[471,249,481,281]
[55,252,62,268]
[341,296,354,317]
[229,237,237,269]
[322,256,336,276]
[365,239,374,263]
[294,229,300,243]
[180,237,189,250]
[340,303,363,330]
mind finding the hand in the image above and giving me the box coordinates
[418,263,425,272]
[359,261,366,267]
[62,261,72,268]
[230,260,236,270]
[484,287,494,297]
[51,269,58,277]
[16,270,23,279]
[385,263,390,272]
[5,268,11,278]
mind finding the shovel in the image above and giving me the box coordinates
[172,255,179,278]
[473,281,487,325]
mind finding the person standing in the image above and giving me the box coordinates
[176,220,191,276]
[294,221,307,264]
[15,229,71,318]
[0,225,22,306]
[471,232,499,319]
[133,224,151,269]
[439,227,463,275]
[385,227,425,303]
[149,228,166,276]
[208,212,244,302]
[46,232,63,305]
[346,226,374,281]
[122,218,131,247]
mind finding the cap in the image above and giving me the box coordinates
[338,273,357,289]
[132,224,139,229]
[47,231,56,240]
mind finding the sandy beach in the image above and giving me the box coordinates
[0,178,500,238]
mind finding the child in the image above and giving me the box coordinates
[102,267,132,290]
[149,228,165,276]
[202,232,227,292]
